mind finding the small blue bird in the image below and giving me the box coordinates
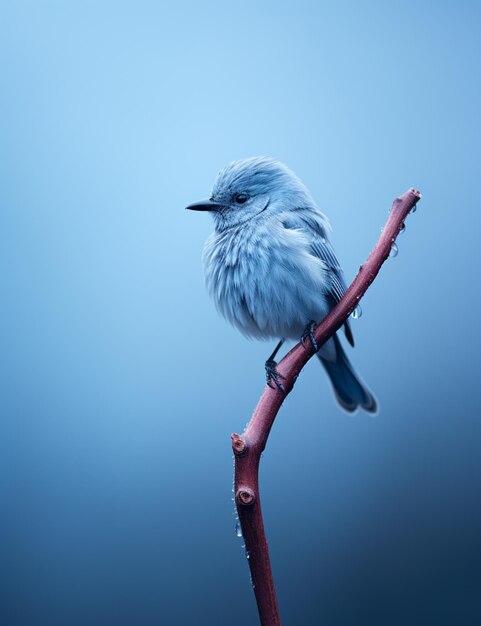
[186,157,377,413]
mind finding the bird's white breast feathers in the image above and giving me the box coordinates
[203,214,331,340]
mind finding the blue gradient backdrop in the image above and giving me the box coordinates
[1,2,480,625]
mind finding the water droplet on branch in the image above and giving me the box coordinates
[235,521,243,538]
[389,242,398,258]
[351,305,362,319]
[399,222,406,234]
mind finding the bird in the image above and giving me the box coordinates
[186,157,377,414]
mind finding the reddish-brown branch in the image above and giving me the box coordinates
[231,188,422,626]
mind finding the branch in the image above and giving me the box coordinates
[231,188,422,626]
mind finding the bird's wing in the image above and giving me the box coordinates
[281,208,355,347]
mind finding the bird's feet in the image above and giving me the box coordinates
[301,320,318,352]
[265,359,286,392]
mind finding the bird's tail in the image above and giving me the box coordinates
[317,334,377,414]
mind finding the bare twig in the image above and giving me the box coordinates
[231,188,422,626]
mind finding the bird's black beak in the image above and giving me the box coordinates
[185,198,223,212]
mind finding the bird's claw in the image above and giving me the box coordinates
[265,359,286,392]
[301,320,318,352]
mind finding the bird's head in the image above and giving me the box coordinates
[185,157,315,231]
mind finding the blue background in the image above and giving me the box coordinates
[1,2,480,625]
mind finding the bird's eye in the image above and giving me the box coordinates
[234,193,249,204]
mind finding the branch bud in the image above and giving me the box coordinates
[231,433,246,455]
[236,487,256,506]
